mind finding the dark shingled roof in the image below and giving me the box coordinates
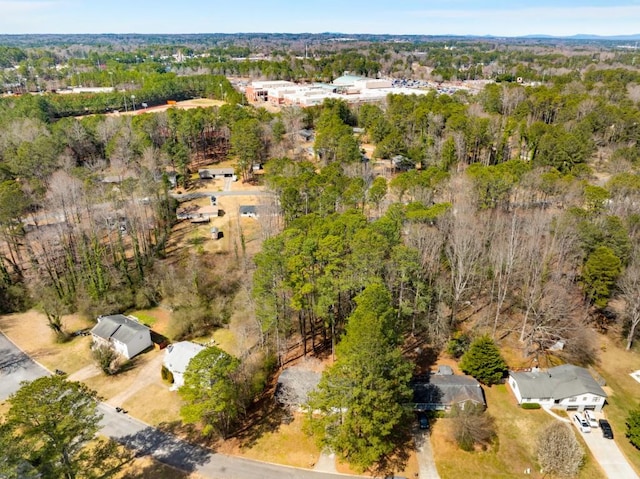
[510,364,607,400]
[91,314,149,344]
[412,373,485,408]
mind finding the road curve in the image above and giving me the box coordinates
[1,332,360,479]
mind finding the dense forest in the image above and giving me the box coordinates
[2,34,640,474]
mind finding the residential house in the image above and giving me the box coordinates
[239,205,258,218]
[198,168,237,181]
[91,314,152,359]
[508,364,607,412]
[411,366,486,411]
[176,204,220,223]
[163,341,207,390]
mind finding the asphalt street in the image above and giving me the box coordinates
[0,332,49,401]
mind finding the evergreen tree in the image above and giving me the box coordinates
[306,282,413,471]
[179,346,242,438]
[459,335,507,385]
[626,408,640,449]
[582,246,622,308]
[1,376,128,479]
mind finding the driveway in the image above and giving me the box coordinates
[414,427,441,479]
[0,333,49,401]
[573,415,638,479]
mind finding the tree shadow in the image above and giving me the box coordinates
[231,396,290,450]
[369,421,414,478]
[116,424,211,473]
[119,460,193,479]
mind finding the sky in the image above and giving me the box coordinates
[1,0,639,37]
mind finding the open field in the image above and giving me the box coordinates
[113,98,225,117]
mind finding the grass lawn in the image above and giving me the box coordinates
[235,413,320,468]
[432,384,605,479]
[117,455,200,479]
[0,310,94,374]
[594,335,640,476]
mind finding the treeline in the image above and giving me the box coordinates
[0,74,241,120]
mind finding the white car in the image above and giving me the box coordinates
[584,410,598,428]
[573,414,591,433]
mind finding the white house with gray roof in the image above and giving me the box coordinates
[91,314,152,359]
[163,341,207,390]
[508,364,607,412]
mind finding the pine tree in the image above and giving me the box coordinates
[626,408,640,449]
[306,282,413,471]
[459,335,507,385]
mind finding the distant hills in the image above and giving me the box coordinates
[521,33,640,41]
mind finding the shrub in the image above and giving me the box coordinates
[447,332,471,359]
[91,344,130,375]
[521,402,541,409]
[161,365,174,384]
[449,403,496,451]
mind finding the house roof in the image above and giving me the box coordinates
[163,341,207,375]
[510,364,607,400]
[91,314,150,344]
[239,205,257,215]
[412,374,485,407]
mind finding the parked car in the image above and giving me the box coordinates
[573,414,591,433]
[599,419,614,439]
[418,413,429,430]
[584,410,598,428]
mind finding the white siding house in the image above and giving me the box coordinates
[163,341,207,390]
[91,315,152,359]
[508,364,607,412]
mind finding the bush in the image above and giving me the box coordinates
[447,332,471,359]
[91,344,130,375]
[449,403,496,451]
[161,365,174,384]
[521,402,541,409]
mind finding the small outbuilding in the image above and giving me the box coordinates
[91,314,152,360]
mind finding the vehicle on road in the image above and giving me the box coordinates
[573,414,591,433]
[599,419,614,439]
[584,410,598,428]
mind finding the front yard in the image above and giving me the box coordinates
[432,383,605,479]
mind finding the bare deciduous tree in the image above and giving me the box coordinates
[618,258,640,350]
[537,422,584,477]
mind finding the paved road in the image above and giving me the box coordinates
[573,415,639,479]
[1,332,361,479]
[172,190,274,202]
[0,333,49,400]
